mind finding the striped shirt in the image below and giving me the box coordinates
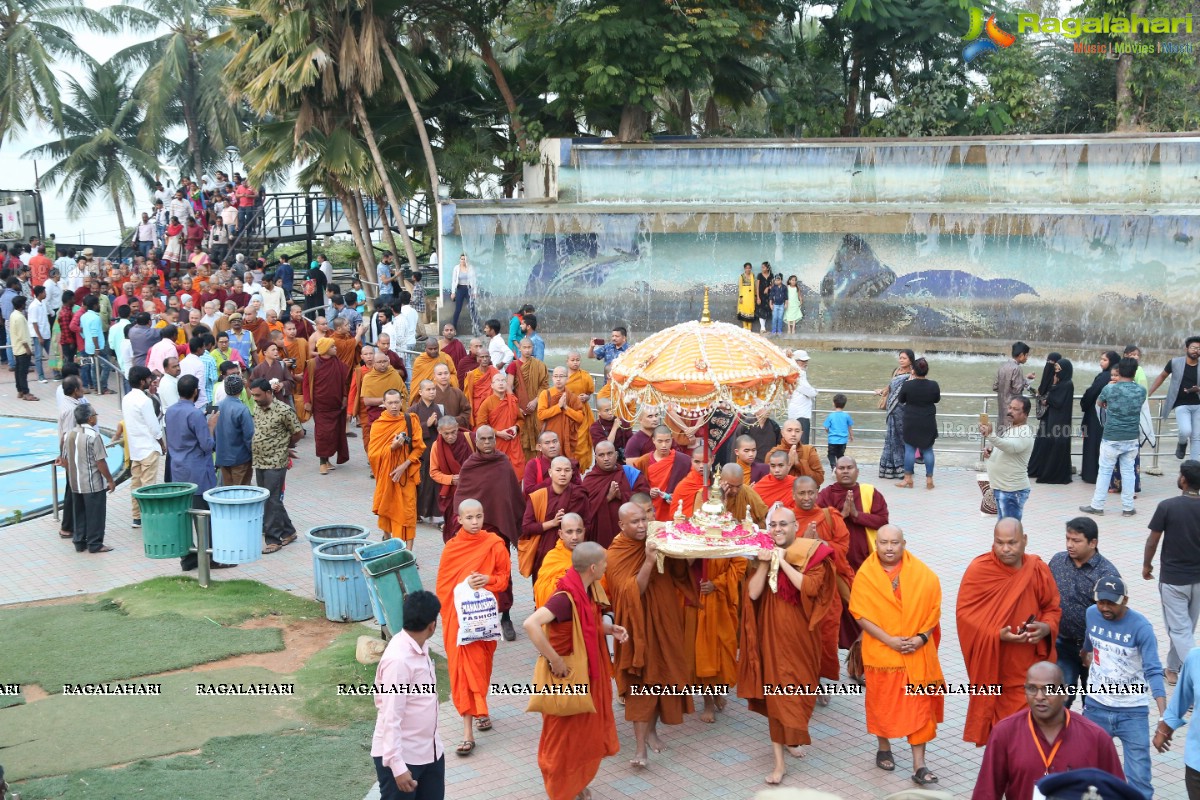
[65,423,108,494]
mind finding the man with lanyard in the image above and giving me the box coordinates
[1148,336,1200,460]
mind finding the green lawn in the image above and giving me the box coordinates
[102,575,324,624]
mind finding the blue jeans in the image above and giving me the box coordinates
[81,353,112,392]
[138,241,152,258]
[1089,439,1138,510]
[1055,634,1088,708]
[993,487,1030,521]
[1176,404,1200,460]
[903,443,934,476]
[1083,703,1152,799]
[771,304,785,334]
[32,337,46,380]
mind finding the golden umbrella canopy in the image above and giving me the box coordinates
[608,289,800,425]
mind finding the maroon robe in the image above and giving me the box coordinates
[383,349,409,384]
[589,418,632,452]
[580,466,650,548]
[304,354,350,463]
[431,431,474,520]
[455,352,479,382]
[624,430,654,459]
[412,399,442,519]
[442,338,467,375]
[817,481,890,647]
[522,454,582,496]
[444,449,523,613]
[521,483,585,580]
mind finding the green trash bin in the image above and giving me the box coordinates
[357,547,423,635]
[131,483,198,559]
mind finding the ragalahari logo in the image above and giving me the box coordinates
[962,7,1016,62]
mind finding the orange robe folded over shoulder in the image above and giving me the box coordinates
[565,369,596,471]
[367,411,425,544]
[477,392,525,479]
[435,528,512,718]
[957,551,1061,746]
[695,556,743,688]
[795,505,856,677]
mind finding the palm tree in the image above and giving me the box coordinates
[23,60,162,234]
[0,0,115,142]
[109,0,241,180]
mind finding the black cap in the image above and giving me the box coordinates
[1094,576,1127,603]
[1037,768,1143,800]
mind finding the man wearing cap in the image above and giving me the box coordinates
[786,350,818,444]
[226,313,256,366]
[1081,575,1166,800]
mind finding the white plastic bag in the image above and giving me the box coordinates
[454,579,501,645]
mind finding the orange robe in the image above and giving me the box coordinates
[767,443,826,485]
[565,369,596,471]
[476,393,525,480]
[672,470,707,518]
[632,450,693,521]
[534,541,574,607]
[536,388,585,463]
[367,411,425,544]
[696,556,743,688]
[510,357,549,460]
[435,529,511,717]
[462,366,498,421]
[957,552,1061,746]
[849,550,945,745]
[411,351,458,390]
[607,533,697,724]
[794,506,856,679]
[752,474,796,508]
[283,337,311,422]
[331,330,360,379]
[358,367,407,454]
[738,538,835,745]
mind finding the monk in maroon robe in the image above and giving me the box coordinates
[522,430,581,495]
[581,440,649,547]
[589,398,631,453]
[428,416,474,529]
[629,425,693,521]
[440,326,468,374]
[520,456,586,581]
[303,337,350,472]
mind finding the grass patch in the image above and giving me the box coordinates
[102,576,323,625]
[13,724,376,800]
[0,602,283,692]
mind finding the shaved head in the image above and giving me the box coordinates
[572,541,606,571]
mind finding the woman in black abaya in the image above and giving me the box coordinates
[1029,357,1074,484]
[1080,351,1120,484]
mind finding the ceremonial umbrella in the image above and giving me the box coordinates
[607,289,800,438]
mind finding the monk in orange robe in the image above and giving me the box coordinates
[358,350,406,457]
[519,456,584,581]
[461,351,498,423]
[536,366,585,463]
[435,498,511,755]
[282,320,311,423]
[523,541,620,800]
[506,338,548,461]
[791,476,856,684]
[630,425,693,521]
[607,502,697,767]
[733,434,770,485]
[849,524,944,782]
[958,517,1061,746]
[410,337,458,390]
[767,419,826,485]
[738,504,836,786]
[345,344,375,451]
[672,446,708,518]
[533,512,588,607]
[367,388,425,548]
[753,449,797,507]
[476,372,524,480]
[565,351,596,471]
[328,317,360,381]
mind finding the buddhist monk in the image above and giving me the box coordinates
[753,449,797,508]
[739,504,836,785]
[520,456,585,581]
[607,502,698,767]
[537,366,585,466]
[447,426,523,641]
[630,425,693,521]
[462,349,496,421]
[958,517,1061,746]
[345,344,374,448]
[428,416,475,533]
[307,315,330,359]
[819,456,890,645]
[623,406,661,460]
[672,446,708,518]
[524,541,622,800]
[581,440,649,548]
[476,372,524,480]
[439,323,467,373]
[791,476,856,688]
[565,351,596,471]
[533,512,587,606]
[522,431,582,495]
[282,320,311,422]
[589,397,631,455]
[329,316,360,378]
[368,388,425,548]
[768,419,825,485]
[411,337,458,390]
[432,363,471,428]
[303,336,350,474]
[411,380,443,522]
[507,338,548,462]
[435,498,511,755]
[359,350,406,457]
[733,435,770,485]
[849,524,944,785]
[374,332,408,383]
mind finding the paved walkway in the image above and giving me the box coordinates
[0,370,1190,799]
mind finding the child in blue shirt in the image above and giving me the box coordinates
[823,393,854,469]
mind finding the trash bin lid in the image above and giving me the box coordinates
[202,485,271,504]
[315,540,369,559]
[131,482,198,500]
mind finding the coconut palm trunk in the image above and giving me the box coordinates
[351,91,418,273]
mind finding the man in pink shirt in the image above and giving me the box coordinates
[371,590,445,799]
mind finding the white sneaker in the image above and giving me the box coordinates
[39,378,49,384]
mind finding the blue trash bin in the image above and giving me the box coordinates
[357,543,423,634]
[203,485,270,564]
[305,524,370,601]
[356,539,406,625]
[315,540,374,622]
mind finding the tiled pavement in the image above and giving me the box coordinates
[0,368,1192,799]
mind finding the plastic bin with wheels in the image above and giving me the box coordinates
[314,540,374,622]
[357,543,423,634]
[131,482,197,558]
[304,524,370,601]
[202,485,270,564]
[355,539,406,625]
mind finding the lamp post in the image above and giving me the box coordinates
[224,145,239,180]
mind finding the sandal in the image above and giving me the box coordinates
[262,543,282,554]
[912,766,939,785]
[474,716,492,731]
[875,749,895,772]
[455,739,475,756]
[280,533,298,547]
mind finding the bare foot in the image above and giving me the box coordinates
[714,696,727,711]
[765,768,786,785]
[699,708,716,723]
[816,695,830,707]
[786,745,807,759]
[925,478,935,490]
[646,732,666,753]
[630,753,648,768]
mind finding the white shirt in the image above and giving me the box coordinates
[43,278,63,314]
[787,367,818,420]
[488,333,512,369]
[201,313,221,329]
[390,306,418,349]
[137,221,156,242]
[179,353,207,406]
[320,261,333,284]
[221,205,239,226]
[28,296,50,339]
[169,198,190,223]
[157,375,179,414]
[66,265,87,292]
[154,188,170,205]
[259,285,286,316]
[124,388,163,461]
